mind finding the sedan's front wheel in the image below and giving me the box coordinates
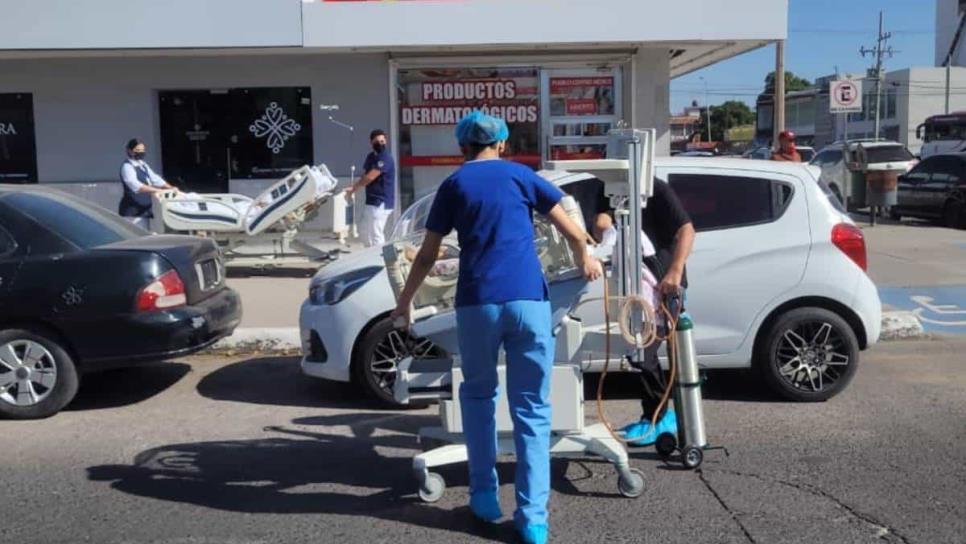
[757,308,859,402]
[0,329,79,419]
[353,318,446,407]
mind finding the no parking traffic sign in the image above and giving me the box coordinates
[830,79,863,114]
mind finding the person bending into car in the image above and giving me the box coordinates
[391,111,602,544]
[561,175,695,445]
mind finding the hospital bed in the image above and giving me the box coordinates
[151,164,350,266]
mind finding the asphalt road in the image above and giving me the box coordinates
[2,338,964,544]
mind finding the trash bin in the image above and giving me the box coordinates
[864,169,899,209]
[848,167,866,211]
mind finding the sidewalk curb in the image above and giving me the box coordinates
[880,311,926,340]
[211,311,928,355]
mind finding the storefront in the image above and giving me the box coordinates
[393,62,624,208]
[0,0,787,225]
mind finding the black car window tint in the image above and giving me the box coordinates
[667,174,780,232]
[0,225,16,257]
[4,192,141,250]
[863,146,913,163]
[905,159,935,182]
[931,157,960,184]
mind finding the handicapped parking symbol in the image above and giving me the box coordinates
[910,296,966,327]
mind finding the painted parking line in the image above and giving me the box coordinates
[879,286,966,334]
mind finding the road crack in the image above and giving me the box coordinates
[697,469,757,544]
[707,469,912,544]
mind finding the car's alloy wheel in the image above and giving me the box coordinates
[0,330,79,419]
[758,308,859,402]
[0,339,58,407]
[355,318,446,406]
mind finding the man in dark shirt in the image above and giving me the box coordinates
[561,176,695,444]
[346,129,395,247]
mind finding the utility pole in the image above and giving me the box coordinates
[700,76,711,142]
[773,40,786,148]
[860,11,894,141]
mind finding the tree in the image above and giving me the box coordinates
[694,100,756,142]
[764,71,813,94]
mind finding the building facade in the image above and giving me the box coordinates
[0,0,787,218]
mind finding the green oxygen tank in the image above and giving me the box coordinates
[673,313,707,449]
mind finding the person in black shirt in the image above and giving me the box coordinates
[561,176,695,445]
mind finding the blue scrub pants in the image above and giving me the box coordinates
[455,300,554,527]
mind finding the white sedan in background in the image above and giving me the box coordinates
[299,158,881,406]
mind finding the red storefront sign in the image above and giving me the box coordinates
[565,99,598,115]
[401,155,542,167]
[550,77,614,93]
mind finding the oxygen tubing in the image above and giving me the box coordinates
[595,278,680,445]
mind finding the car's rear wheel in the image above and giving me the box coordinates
[0,329,79,419]
[757,308,859,402]
[353,318,446,407]
[942,198,965,229]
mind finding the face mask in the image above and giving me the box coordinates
[132,152,146,160]
[372,143,385,153]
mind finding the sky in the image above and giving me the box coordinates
[670,0,938,113]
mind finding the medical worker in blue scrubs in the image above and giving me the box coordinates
[390,112,602,544]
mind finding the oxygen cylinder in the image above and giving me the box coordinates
[674,313,707,449]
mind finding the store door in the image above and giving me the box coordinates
[159,88,313,193]
[0,93,38,184]
[541,69,621,162]
[159,91,231,193]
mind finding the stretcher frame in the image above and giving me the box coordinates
[151,165,350,267]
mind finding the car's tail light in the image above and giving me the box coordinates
[136,270,187,311]
[831,223,867,272]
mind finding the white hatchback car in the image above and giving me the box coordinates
[299,158,881,405]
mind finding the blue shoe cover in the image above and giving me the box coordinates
[518,523,549,544]
[621,419,656,447]
[655,409,678,438]
[469,490,502,523]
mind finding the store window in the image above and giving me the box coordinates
[159,87,312,193]
[0,93,38,184]
[544,72,619,160]
[396,67,540,209]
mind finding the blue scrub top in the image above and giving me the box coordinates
[425,159,563,307]
[362,149,395,208]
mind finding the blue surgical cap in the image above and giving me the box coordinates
[455,111,509,146]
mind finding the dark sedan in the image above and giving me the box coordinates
[0,185,242,418]
[893,153,966,228]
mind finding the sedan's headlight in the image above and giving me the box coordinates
[309,266,382,305]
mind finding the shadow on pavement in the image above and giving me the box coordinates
[87,413,524,542]
[67,363,191,411]
[196,356,371,410]
[585,369,782,403]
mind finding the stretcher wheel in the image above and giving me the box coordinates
[418,472,446,503]
[617,468,646,498]
[655,433,677,460]
[682,447,703,469]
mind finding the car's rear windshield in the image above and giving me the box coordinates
[863,146,913,163]
[2,191,145,249]
[815,176,847,213]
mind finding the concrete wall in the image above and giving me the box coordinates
[0,0,302,50]
[302,0,787,49]
[936,0,963,66]
[0,53,389,185]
